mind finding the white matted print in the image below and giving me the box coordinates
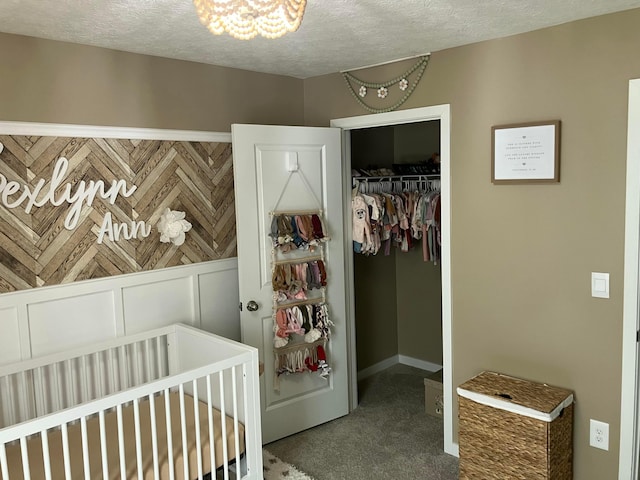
[492,120,561,184]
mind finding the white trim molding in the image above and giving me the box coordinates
[331,104,455,457]
[357,354,442,382]
[0,120,231,142]
[620,78,640,480]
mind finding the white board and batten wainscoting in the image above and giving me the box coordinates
[0,258,241,365]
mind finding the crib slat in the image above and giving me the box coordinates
[61,423,72,480]
[108,349,117,395]
[65,360,74,408]
[206,374,216,478]
[133,398,143,480]
[80,417,90,480]
[231,368,240,480]
[48,365,55,413]
[179,384,189,480]
[3,375,15,427]
[193,380,203,480]
[41,428,53,480]
[0,443,10,480]
[54,363,64,411]
[96,352,104,399]
[118,346,126,391]
[145,339,153,382]
[19,371,30,422]
[219,372,229,480]
[149,394,160,480]
[99,410,109,480]
[81,356,90,402]
[117,404,126,480]
[164,389,175,480]
[242,362,255,477]
[134,342,142,386]
[241,363,253,478]
[19,436,30,480]
[160,335,169,377]
[155,337,163,378]
[33,367,44,419]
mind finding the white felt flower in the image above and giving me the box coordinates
[358,85,367,97]
[399,78,409,91]
[157,208,192,246]
[377,87,388,99]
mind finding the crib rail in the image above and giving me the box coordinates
[0,333,170,427]
[0,324,262,480]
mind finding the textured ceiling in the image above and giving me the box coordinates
[1,0,640,78]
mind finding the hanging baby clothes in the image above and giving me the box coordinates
[269,213,329,253]
[351,178,441,263]
[273,302,333,378]
[273,303,332,348]
[272,259,327,302]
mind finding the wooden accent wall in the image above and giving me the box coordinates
[0,135,235,292]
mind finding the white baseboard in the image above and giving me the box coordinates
[398,355,442,373]
[357,354,443,381]
[446,442,459,458]
[357,355,399,381]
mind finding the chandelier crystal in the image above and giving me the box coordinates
[193,0,307,40]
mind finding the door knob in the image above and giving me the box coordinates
[246,300,259,312]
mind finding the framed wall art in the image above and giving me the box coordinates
[491,120,561,184]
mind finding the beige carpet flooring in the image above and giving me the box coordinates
[265,363,459,480]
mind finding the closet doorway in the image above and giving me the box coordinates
[331,105,455,456]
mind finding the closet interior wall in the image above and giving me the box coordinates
[351,121,442,373]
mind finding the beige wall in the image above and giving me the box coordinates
[304,8,640,479]
[0,33,304,130]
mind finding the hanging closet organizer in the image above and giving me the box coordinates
[269,210,333,390]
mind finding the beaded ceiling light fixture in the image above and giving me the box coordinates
[342,55,430,114]
[193,0,307,40]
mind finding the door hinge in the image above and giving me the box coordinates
[239,302,243,312]
[637,330,640,342]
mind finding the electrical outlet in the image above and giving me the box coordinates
[589,419,609,451]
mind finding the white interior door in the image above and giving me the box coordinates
[232,124,349,443]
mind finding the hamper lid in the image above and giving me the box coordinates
[457,371,574,423]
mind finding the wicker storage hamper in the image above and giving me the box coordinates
[457,371,574,480]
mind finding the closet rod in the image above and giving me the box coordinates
[352,174,439,182]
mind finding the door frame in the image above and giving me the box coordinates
[620,78,640,479]
[330,104,456,456]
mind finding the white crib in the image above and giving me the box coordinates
[0,324,262,480]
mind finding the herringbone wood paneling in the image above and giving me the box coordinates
[0,135,235,293]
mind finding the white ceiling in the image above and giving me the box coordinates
[1,0,640,79]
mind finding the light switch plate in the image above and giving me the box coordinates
[591,272,609,299]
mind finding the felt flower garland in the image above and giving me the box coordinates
[342,55,430,114]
